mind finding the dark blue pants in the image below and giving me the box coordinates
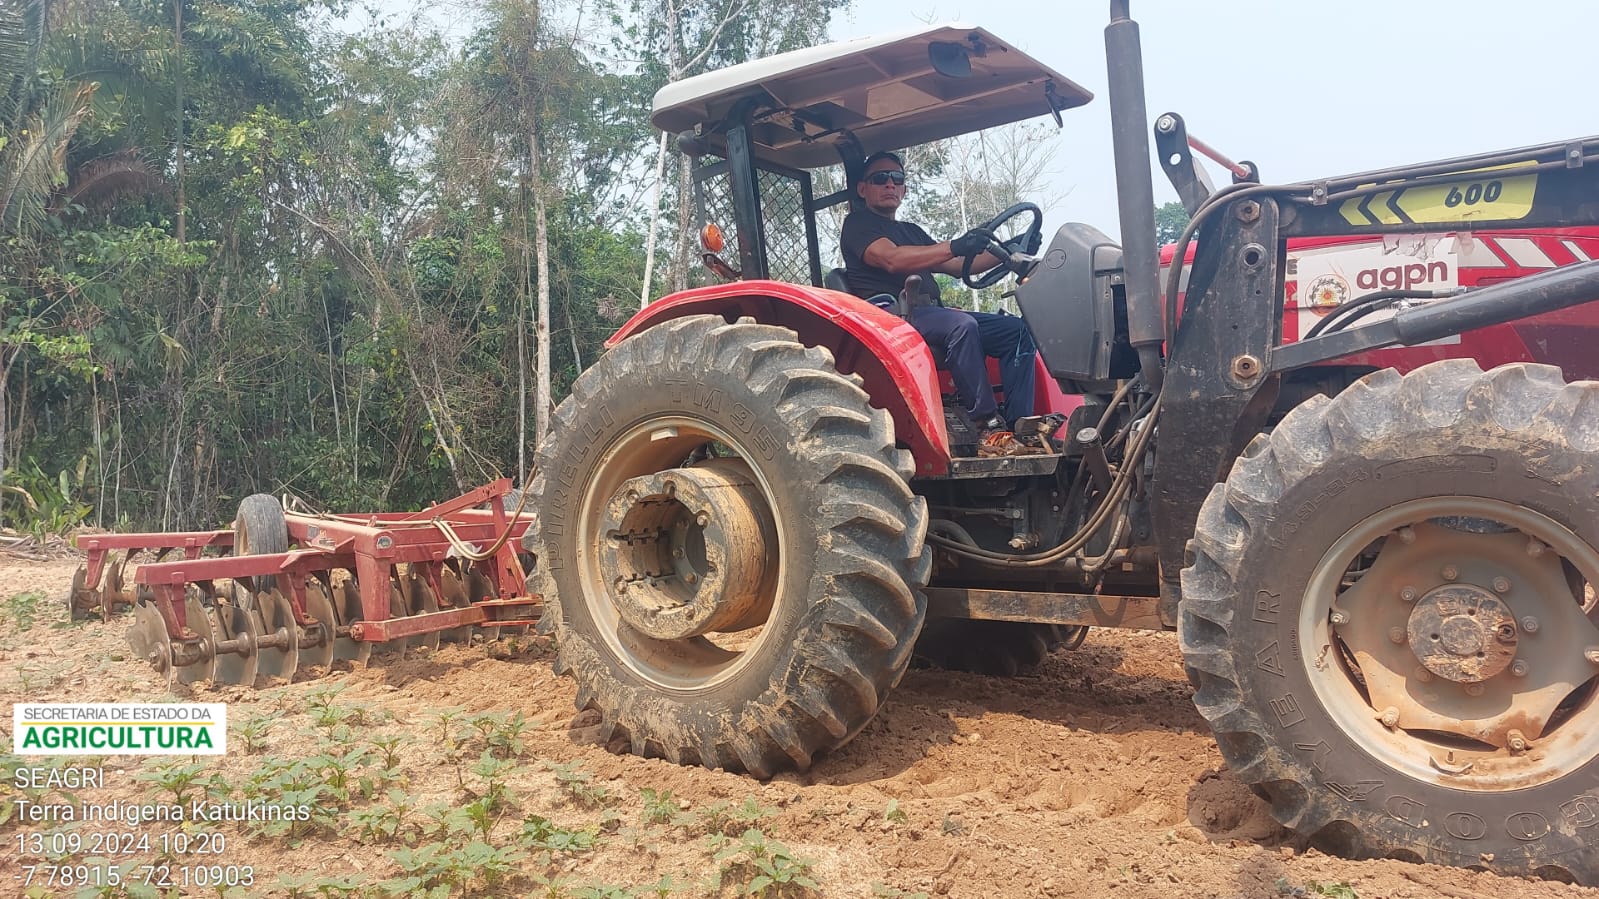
[907,305,1037,428]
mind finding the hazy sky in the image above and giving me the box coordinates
[825,0,1599,236]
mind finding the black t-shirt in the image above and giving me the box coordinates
[840,210,942,304]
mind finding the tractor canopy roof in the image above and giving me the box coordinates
[651,24,1093,170]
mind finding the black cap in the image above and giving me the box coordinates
[858,150,905,180]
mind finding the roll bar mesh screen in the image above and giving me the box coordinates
[693,157,822,286]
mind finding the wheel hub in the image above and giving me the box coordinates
[597,461,777,640]
[1329,514,1599,759]
[1407,584,1517,683]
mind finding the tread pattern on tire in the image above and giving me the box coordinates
[235,494,288,594]
[1180,359,1599,882]
[528,315,930,776]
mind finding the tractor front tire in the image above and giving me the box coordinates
[527,315,930,776]
[1182,361,1599,882]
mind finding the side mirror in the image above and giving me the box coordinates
[676,130,711,157]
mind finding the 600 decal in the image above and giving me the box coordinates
[1444,180,1505,208]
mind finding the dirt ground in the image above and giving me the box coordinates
[4,554,1599,898]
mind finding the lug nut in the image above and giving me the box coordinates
[1401,586,1419,602]
[1442,565,1459,580]
[1511,660,1529,677]
[1330,610,1349,626]
[1389,627,1407,644]
[1492,577,1511,594]
[1465,683,1485,697]
[1397,527,1417,544]
[1379,707,1400,728]
[1508,729,1528,753]
[1522,616,1540,634]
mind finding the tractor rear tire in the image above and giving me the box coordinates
[913,619,1085,676]
[1182,361,1599,883]
[527,315,930,776]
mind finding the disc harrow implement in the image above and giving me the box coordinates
[73,479,539,687]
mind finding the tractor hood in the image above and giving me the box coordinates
[651,25,1092,170]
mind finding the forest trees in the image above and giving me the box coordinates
[622,0,851,300]
[1154,200,1190,246]
[0,0,861,532]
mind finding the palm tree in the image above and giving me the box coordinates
[0,0,99,237]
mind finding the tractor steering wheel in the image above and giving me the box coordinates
[959,202,1044,290]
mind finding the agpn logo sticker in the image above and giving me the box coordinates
[13,703,227,755]
[1304,274,1349,316]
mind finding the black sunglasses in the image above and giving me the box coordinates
[866,171,907,186]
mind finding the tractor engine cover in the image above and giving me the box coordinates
[1015,222,1124,383]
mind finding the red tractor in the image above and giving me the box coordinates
[528,3,1599,882]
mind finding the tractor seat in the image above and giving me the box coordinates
[823,267,851,294]
[823,269,947,382]
[828,267,906,316]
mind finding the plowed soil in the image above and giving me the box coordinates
[4,554,1599,898]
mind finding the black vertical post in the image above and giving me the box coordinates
[800,171,822,286]
[726,100,769,281]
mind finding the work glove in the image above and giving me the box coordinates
[1001,231,1040,257]
[949,227,993,258]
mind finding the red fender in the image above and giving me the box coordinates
[607,280,953,475]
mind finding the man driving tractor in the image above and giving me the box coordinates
[839,150,1039,435]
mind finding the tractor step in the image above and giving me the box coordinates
[937,453,1061,480]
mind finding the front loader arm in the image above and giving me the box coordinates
[1149,133,1599,624]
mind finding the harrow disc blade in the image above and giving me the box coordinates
[126,602,175,690]
[254,588,300,682]
[175,593,219,686]
[333,579,372,665]
[466,564,510,639]
[229,580,256,612]
[103,551,131,614]
[373,583,413,656]
[439,564,476,644]
[404,570,442,653]
[302,580,338,672]
[67,564,97,621]
[211,599,260,687]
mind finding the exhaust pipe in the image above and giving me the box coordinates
[1105,1,1164,392]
